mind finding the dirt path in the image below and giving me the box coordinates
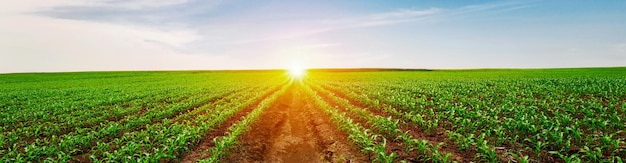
[180,86,283,163]
[224,83,366,162]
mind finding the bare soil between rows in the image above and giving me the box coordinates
[224,83,367,162]
[314,83,478,162]
[180,86,282,163]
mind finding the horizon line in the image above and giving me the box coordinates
[2,66,625,75]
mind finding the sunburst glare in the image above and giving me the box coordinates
[287,63,307,80]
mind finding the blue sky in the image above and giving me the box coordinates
[1,0,625,73]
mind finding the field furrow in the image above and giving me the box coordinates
[221,82,367,162]
[78,79,287,162]
[181,82,287,162]
[310,82,471,162]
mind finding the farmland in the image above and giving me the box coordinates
[1,68,625,162]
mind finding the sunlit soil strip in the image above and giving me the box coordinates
[179,82,288,162]
[309,82,467,162]
[299,84,399,162]
[195,83,291,162]
[316,81,501,162]
[87,82,287,162]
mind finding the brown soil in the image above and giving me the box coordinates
[180,86,283,163]
[224,83,367,163]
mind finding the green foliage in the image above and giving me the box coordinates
[2,67,625,162]
[308,67,626,162]
[0,71,287,162]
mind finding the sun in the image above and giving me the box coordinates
[287,64,307,79]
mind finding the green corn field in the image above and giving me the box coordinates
[1,68,624,162]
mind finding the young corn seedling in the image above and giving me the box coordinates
[372,138,397,163]
[548,151,582,163]
[506,152,530,163]
[580,146,603,162]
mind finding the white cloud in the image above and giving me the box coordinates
[89,0,190,9]
[0,0,79,13]
[0,12,221,73]
[0,0,233,73]
[370,8,442,20]
[2,0,190,11]
[216,8,442,45]
[209,2,529,46]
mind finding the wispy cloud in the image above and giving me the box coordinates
[218,1,534,45]
[32,1,533,48]
[34,0,221,28]
[349,8,443,27]
[490,4,537,14]
[87,0,190,9]
[453,1,532,14]
[369,8,442,20]
[222,8,442,45]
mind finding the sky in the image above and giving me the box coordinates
[1,0,625,73]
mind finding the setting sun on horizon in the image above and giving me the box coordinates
[287,61,307,80]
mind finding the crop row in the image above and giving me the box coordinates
[0,71,288,162]
[307,70,625,162]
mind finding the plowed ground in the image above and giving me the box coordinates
[224,83,367,162]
